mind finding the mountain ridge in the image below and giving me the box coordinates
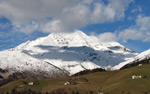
[0,30,141,77]
[112,49,150,70]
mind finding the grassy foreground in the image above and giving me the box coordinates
[1,64,150,94]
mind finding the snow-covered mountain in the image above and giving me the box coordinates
[0,50,68,78]
[0,30,138,77]
[112,49,150,70]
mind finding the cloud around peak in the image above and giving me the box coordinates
[0,0,133,33]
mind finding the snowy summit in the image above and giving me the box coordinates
[0,30,143,77]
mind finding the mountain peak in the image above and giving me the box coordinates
[14,30,101,51]
[0,30,138,75]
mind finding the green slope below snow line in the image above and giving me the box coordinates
[0,64,150,94]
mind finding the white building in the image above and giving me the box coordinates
[64,82,70,85]
[28,82,34,86]
[132,75,142,79]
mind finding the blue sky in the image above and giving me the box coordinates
[0,0,150,52]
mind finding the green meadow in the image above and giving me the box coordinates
[1,64,150,94]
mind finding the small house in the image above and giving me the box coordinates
[64,82,70,85]
[138,64,142,67]
[28,82,34,86]
[132,75,142,79]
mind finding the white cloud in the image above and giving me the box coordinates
[13,21,40,34]
[131,6,142,13]
[119,15,150,42]
[99,15,150,43]
[82,0,93,4]
[118,28,143,42]
[136,15,150,31]
[0,0,133,33]
[108,0,133,19]
[41,20,70,33]
[91,3,116,23]
[0,0,79,23]
[99,32,117,42]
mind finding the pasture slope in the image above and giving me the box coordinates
[0,64,150,94]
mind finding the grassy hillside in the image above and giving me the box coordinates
[1,64,150,94]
